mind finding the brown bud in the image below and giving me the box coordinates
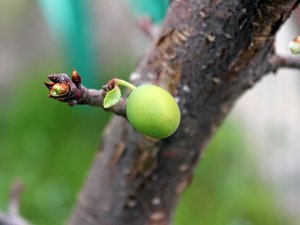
[293,36,300,43]
[44,81,55,90]
[68,100,76,106]
[72,69,82,86]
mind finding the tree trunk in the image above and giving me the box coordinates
[69,1,299,225]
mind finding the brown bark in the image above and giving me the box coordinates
[69,1,299,225]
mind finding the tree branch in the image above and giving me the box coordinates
[45,72,127,117]
[269,54,300,71]
[43,1,298,225]
[0,181,32,225]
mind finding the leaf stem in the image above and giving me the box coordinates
[114,79,136,90]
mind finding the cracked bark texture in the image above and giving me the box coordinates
[69,1,299,225]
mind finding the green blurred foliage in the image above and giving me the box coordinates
[0,68,110,225]
[175,122,293,225]
[0,68,293,225]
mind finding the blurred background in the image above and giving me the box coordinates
[0,1,299,225]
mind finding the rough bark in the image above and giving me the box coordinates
[69,1,299,225]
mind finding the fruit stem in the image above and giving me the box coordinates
[114,79,136,90]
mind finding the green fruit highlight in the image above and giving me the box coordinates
[126,84,181,139]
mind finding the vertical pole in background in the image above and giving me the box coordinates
[126,0,169,24]
[38,0,97,87]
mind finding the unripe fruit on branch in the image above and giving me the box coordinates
[126,85,180,139]
[45,73,181,138]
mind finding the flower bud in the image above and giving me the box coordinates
[50,83,69,97]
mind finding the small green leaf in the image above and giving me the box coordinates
[103,86,121,108]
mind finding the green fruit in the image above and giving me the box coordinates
[126,84,181,139]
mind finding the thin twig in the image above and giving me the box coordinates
[0,180,32,225]
[136,17,160,39]
[269,54,300,72]
[44,71,127,117]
